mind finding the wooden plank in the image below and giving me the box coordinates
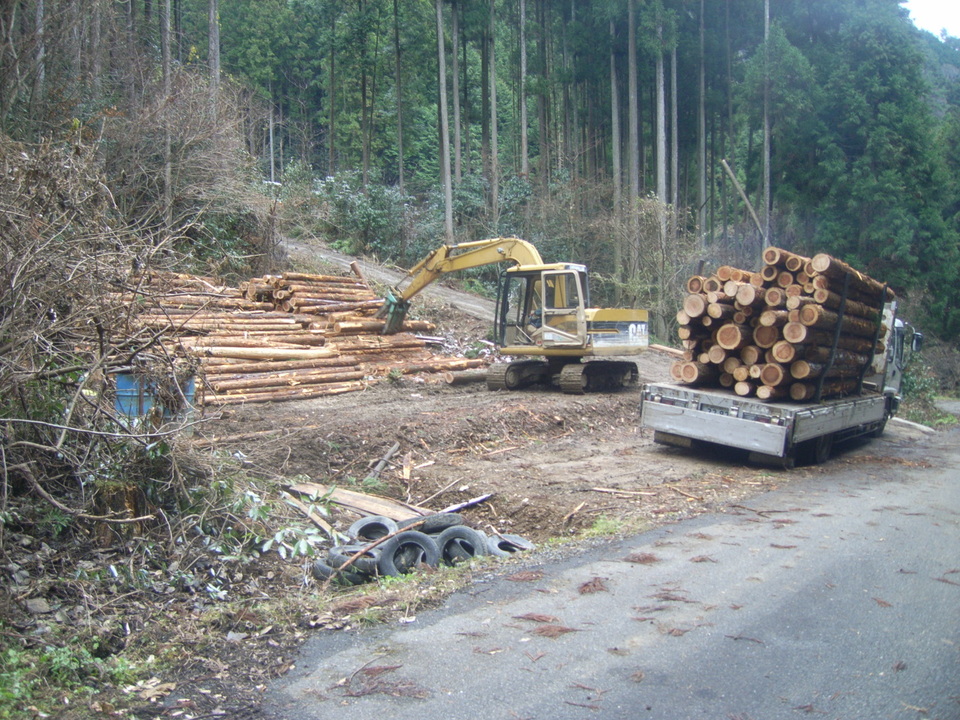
[287,482,432,521]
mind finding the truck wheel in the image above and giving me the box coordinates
[800,433,834,465]
[869,418,888,438]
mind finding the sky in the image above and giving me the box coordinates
[902,0,960,39]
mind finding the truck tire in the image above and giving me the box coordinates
[800,433,834,465]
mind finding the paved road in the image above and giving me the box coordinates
[266,428,960,720]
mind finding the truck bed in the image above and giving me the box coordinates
[640,382,888,461]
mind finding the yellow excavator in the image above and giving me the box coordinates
[377,237,649,393]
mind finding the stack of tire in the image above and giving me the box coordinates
[311,513,534,586]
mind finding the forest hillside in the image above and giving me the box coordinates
[2,0,960,336]
[2,2,960,716]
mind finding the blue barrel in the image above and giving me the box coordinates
[114,373,195,418]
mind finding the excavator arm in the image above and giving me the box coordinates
[378,237,545,333]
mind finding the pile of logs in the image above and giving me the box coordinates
[673,249,892,402]
[115,269,484,406]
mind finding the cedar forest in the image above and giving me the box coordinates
[3,0,960,336]
[1,1,959,714]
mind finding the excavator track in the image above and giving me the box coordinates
[559,363,589,394]
[486,360,550,391]
[558,361,639,394]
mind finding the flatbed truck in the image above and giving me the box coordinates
[639,304,922,468]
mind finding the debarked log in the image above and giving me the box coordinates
[203,381,365,405]
[208,369,365,392]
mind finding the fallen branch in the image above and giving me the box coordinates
[562,501,586,524]
[322,518,428,590]
[591,487,657,497]
[365,442,401,483]
[666,486,703,501]
[438,493,493,514]
[281,491,339,540]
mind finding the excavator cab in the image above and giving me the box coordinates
[495,267,588,351]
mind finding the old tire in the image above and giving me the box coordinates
[398,513,464,534]
[376,531,441,576]
[327,544,381,575]
[311,559,367,586]
[435,526,487,565]
[486,533,535,556]
[348,515,399,542]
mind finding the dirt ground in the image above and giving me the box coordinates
[101,293,938,720]
[197,318,804,546]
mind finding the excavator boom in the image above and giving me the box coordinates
[379,237,548,333]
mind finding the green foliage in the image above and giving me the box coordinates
[583,514,622,537]
[0,639,139,718]
[314,171,411,257]
[900,356,959,427]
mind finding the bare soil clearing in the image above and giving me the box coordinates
[172,294,935,719]
[200,349,781,543]
[196,284,933,546]
[45,243,938,720]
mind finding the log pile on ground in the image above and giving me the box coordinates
[117,269,484,406]
[673,249,892,402]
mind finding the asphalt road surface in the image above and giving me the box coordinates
[265,427,960,720]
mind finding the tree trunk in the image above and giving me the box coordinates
[481,18,489,179]
[328,9,337,175]
[610,20,621,213]
[451,0,462,183]
[489,0,499,229]
[519,0,529,179]
[393,0,404,195]
[656,21,667,246]
[537,0,550,188]
[35,0,45,102]
[698,0,707,247]
[161,0,172,235]
[435,0,454,241]
[627,0,639,215]
[670,43,678,242]
[268,100,276,184]
[360,1,369,189]
[208,0,219,92]
[762,0,771,247]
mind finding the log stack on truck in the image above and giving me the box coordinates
[640,248,922,467]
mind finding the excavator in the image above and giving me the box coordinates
[377,237,649,393]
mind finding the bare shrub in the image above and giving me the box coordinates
[0,135,202,547]
[99,69,281,279]
[592,198,700,343]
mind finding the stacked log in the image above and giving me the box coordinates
[119,269,484,406]
[240,271,385,315]
[672,249,890,402]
